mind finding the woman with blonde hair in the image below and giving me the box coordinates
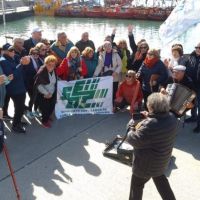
[56,46,87,81]
[117,39,130,80]
[34,55,57,128]
[81,47,98,78]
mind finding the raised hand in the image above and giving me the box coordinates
[128,25,134,33]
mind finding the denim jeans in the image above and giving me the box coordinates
[191,87,200,126]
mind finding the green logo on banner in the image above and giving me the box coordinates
[61,78,108,108]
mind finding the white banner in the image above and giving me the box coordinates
[159,0,200,44]
[55,77,113,119]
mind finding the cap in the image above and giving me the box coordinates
[2,43,14,51]
[31,27,42,34]
[173,65,186,71]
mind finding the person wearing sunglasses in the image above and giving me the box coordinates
[114,70,142,113]
[0,43,29,133]
[137,48,168,110]
[23,47,43,119]
[184,43,200,133]
[127,25,149,73]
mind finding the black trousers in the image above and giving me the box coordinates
[27,87,38,112]
[10,93,26,127]
[129,174,176,200]
[113,82,119,104]
[142,90,152,111]
[3,94,10,116]
[38,93,56,123]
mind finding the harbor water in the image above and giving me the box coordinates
[0,16,199,56]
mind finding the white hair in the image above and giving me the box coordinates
[147,93,170,113]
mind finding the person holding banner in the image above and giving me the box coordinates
[114,70,142,113]
[56,46,88,81]
[34,55,57,128]
[94,41,122,102]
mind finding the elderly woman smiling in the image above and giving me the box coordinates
[94,41,122,102]
[34,55,57,128]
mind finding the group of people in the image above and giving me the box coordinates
[0,25,200,134]
[0,24,200,200]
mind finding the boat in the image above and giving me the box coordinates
[34,0,178,21]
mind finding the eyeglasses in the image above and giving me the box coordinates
[140,46,147,49]
[126,75,132,78]
[195,47,200,50]
[41,49,47,51]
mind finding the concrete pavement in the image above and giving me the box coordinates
[0,112,200,200]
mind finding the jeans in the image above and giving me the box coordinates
[129,174,176,200]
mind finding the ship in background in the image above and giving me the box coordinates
[34,0,178,21]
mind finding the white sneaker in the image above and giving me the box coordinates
[33,111,41,118]
[26,111,34,119]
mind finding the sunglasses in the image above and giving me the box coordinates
[195,47,200,50]
[41,49,47,51]
[8,49,15,52]
[126,75,132,78]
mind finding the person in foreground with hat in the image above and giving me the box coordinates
[127,92,178,200]
[0,43,30,133]
[24,27,42,54]
[160,65,196,118]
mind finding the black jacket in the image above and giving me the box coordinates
[23,38,35,55]
[127,112,179,178]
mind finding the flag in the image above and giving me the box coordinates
[159,0,200,44]
[55,77,113,119]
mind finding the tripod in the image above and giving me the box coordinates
[2,144,21,200]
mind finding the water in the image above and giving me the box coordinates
[0,16,199,56]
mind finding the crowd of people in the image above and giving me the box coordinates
[0,25,200,135]
[0,24,200,200]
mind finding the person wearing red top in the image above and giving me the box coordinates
[56,46,87,81]
[114,70,142,113]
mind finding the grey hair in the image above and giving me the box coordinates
[147,92,170,113]
[57,31,66,38]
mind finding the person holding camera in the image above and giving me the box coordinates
[127,93,179,200]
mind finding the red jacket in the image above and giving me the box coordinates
[116,80,143,105]
[56,57,88,80]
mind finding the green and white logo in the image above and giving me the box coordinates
[56,77,113,119]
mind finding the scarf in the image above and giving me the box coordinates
[144,57,159,68]
[134,51,143,61]
[121,49,128,73]
[68,57,81,80]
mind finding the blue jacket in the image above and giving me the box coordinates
[82,53,98,78]
[0,65,6,107]
[138,60,168,93]
[51,41,74,60]
[0,55,26,95]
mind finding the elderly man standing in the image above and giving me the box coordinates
[75,32,95,53]
[50,32,74,65]
[127,92,178,200]
[185,42,200,133]
[24,27,42,54]
[13,38,27,58]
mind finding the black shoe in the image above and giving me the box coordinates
[185,117,197,123]
[12,125,26,134]
[3,115,13,121]
[193,126,200,133]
